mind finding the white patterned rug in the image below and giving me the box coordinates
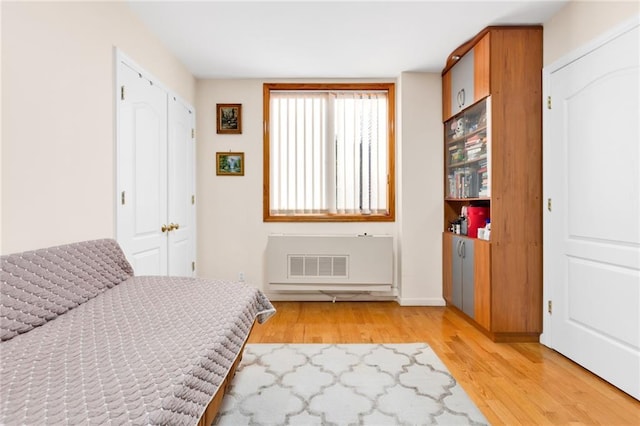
[213,343,488,425]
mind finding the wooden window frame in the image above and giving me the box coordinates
[263,82,396,222]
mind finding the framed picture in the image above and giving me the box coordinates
[216,103,242,134]
[216,152,244,176]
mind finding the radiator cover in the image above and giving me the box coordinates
[266,235,393,292]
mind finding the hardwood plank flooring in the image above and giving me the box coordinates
[248,301,640,425]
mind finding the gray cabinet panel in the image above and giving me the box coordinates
[452,238,463,308]
[451,49,475,114]
[461,239,475,318]
[451,236,475,318]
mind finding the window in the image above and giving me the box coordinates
[263,83,395,222]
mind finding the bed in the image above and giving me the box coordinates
[0,239,275,425]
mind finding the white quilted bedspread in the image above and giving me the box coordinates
[0,276,275,425]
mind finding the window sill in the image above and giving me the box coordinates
[264,213,395,223]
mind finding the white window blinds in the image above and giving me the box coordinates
[269,90,389,216]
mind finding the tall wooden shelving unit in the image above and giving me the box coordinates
[441,26,543,342]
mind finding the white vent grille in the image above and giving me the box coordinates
[288,255,349,278]
[267,235,393,292]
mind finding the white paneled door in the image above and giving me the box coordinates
[117,63,168,275]
[544,21,639,400]
[116,56,196,277]
[167,97,196,277]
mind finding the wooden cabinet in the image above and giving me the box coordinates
[443,233,491,329]
[441,26,543,342]
[442,33,490,121]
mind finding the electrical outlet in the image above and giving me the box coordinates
[239,272,245,282]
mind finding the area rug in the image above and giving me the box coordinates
[213,343,488,425]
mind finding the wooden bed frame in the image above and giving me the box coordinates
[196,330,253,425]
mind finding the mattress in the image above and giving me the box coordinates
[0,275,275,425]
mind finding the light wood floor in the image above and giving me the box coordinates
[248,301,639,425]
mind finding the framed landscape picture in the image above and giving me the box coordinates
[216,152,244,176]
[216,103,242,134]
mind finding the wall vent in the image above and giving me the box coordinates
[288,255,348,278]
[267,234,393,292]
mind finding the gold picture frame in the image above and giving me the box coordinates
[216,103,242,134]
[216,152,244,176]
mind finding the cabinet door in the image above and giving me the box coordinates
[473,33,490,102]
[451,236,463,309]
[461,239,475,318]
[451,50,475,115]
[445,99,490,200]
[442,233,453,304]
[450,236,475,318]
[444,33,490,121]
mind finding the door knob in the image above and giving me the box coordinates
[168,223,180,231]
[161,224,168,233]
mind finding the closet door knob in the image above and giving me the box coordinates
[161,224,169,233]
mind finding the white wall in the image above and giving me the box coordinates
[1,1,195,253]
[0,2,3,253]
[544,0,639,66]
[195,76,444,304]
[397,72,444,306]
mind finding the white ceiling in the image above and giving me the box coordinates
[127,0,568,79]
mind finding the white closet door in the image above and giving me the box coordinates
[167,97,196,276]
[117,63,168,275]
[545,23,639,400]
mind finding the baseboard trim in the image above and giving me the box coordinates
[264,291,397,302]
[397,297,446,306]
[264,293,446,306]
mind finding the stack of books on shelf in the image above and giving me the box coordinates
[465,134,486,161]
[448,169,479,199]
[448,171,462,198]
[477,158,489,197]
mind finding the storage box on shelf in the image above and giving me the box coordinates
[441,26,543,342]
